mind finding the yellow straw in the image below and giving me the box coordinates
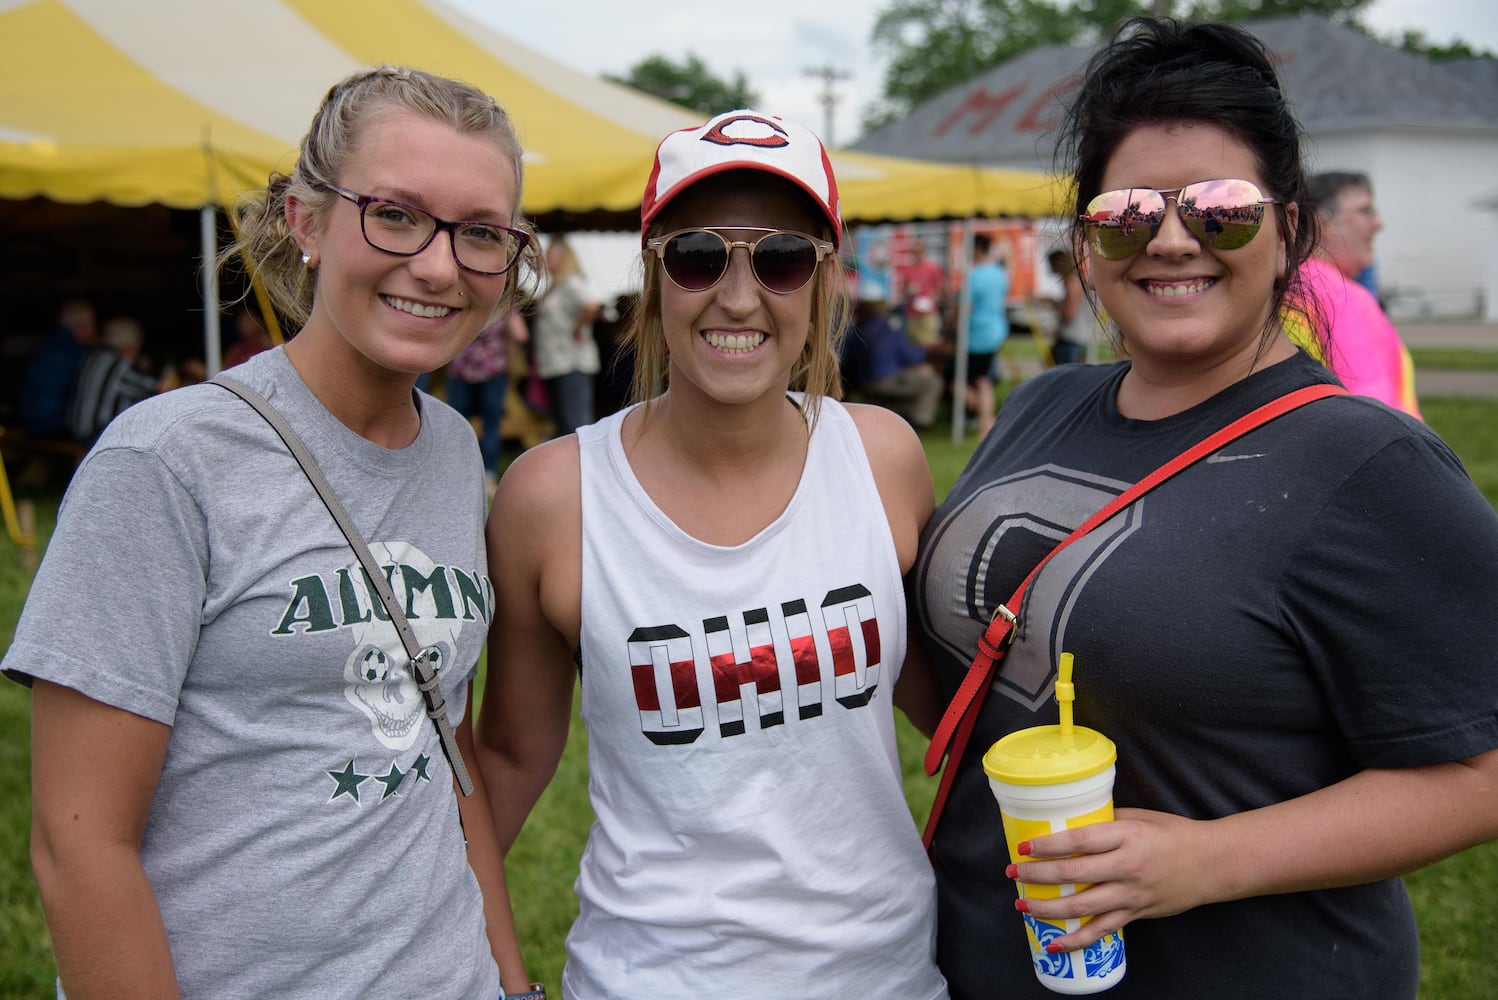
[1057,652,1076,749]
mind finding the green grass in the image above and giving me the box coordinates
[1412,348,1498,372]
[5,391,1498,998]
[1425,398,1498,501]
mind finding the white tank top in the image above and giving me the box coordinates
[565,396,947,999]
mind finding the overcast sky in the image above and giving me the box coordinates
[450,0,1498,148]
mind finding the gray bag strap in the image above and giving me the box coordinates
[211,375,474,796]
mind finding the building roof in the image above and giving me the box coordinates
[853,15,1498,170]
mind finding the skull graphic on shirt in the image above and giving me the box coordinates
[342,542,462,751]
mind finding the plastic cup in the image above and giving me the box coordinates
[981,654,1126,994]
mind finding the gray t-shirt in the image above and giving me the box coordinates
[6,348,500,999]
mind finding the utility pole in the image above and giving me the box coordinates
[802,64,851,147]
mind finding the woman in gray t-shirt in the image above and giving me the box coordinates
[11,67,547,1000]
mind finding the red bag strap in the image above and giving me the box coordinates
[921,382,1345,851]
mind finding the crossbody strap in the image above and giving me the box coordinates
[212,376,475,796]
[921,381,1346,850]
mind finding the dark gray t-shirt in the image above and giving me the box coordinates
[7,348,500,998]
[914,352,1498,999]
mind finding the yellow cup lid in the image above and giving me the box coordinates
[982,724,1116,785]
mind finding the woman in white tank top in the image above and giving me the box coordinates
[475,109,950,1000]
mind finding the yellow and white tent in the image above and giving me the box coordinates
[0,0,1063,226]
[0,0,1066,372]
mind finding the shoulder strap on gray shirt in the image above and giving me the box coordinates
[211,375,474,796]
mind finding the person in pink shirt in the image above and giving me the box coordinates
[1299,171,1421,418]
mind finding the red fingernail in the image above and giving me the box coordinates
[1018,841,1033,856]
[1005,864,1019,879]
[1046,943,1065,954]
[1015,899,1030,913]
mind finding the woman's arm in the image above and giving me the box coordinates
[30,680,180,1000]
[576,298,603,338]
[452,685,532,993]
[472,441,582,998]
[847,403,941,732]
[561,275,602,343]
[1013,748,1498,953]
[894,635,945,738]
[475,438,584,852]
[847,402,935,574]
[1058,271,1082,324]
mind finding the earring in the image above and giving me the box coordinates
[301,252,311,265]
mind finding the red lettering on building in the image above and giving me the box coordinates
[933,84,1026,138]
[1015,75,1082,133]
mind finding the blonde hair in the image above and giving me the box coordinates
[219,66,541,328]
[546,235,582,280]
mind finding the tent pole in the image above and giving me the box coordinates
[950,218,975,443]
[200,206,222,375]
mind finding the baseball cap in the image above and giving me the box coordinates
[640,109,842,248]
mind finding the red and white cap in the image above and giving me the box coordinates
[640,109,842,248]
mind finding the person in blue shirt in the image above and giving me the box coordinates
[844,281,944,428]
[962,234,1009,437]
[21,299,97,438]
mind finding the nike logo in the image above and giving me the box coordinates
[1205,452,1266,463]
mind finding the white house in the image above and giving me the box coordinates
[1482,190,1498,322]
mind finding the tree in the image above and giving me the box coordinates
[864,0,1374,131]
[605,54,759,115]
[1392,30,1496,61]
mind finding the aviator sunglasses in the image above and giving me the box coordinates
[646,228,837,294]
[1081,178,1278,260]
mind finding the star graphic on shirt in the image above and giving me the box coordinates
[411,753,433,782]
[374,763,406,800]
[327,759,371,802]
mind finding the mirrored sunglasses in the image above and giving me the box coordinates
[646,228,837,294]
[1081,178,1277,260]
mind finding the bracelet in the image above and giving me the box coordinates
[506,985,546,1000]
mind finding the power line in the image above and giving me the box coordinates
[802,64,851,147]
